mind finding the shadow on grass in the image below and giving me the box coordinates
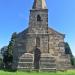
[0,68,17,72]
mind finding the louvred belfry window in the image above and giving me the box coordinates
[37,15,41,21]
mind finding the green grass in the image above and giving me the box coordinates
[0,70,75,75]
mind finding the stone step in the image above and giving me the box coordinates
[40,57,55,59]
[40,68,56,72]
[40,63,56,65]
[18,63,33,67]
[19,58,33,62]
[18,67,33,71]
[40,60,55,62]
[40,62,56,64]
[18,66,33,69]
[18,61,33,64]
[40,63,56,68]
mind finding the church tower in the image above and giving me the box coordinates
[26,0,49,53]
[29,0,48,34]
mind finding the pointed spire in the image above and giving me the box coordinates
[32,0,47,9]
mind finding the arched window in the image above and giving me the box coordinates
[37,15,41,21]
[36,37,40,47]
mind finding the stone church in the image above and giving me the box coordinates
[12,0,72,71]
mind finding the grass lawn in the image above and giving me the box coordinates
[0,70,75,75]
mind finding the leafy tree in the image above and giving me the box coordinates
[0,58,3,69]
[65,42,72,55]
[3,32,17,69]
[7,32,17,56]
[65,42,75,66]
[1,46,8,56]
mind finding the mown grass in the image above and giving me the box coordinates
[0,70,75,75]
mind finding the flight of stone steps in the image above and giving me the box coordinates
[40,53,56,71]
[17,53,56,71]
[18,53,34,71]
[58,54,73,70]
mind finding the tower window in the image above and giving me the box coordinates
[37,15,41,21]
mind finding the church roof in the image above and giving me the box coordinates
[48,27,65,37]
[32,0,47,9]
[17,27,65,39]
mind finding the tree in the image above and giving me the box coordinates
[65,42,72,55]
[0,46,8,69]
[2,32,17,69]
[0,58,3,69]
[65,42,75,66]
[1,46,8,56]
[7,32,17,56]
[7,32,17,68]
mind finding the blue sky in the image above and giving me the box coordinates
[0,0,75,55]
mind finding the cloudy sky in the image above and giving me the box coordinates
[0,0,75,55]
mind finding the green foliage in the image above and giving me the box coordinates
[65,42,75,66]
[0,58,3,69]
[0,58,2,64]
[7,32,17,56]
[70,56,75,66]
[3,32,17,69]
[65,42,72,55]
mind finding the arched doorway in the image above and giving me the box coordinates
[34,47,41,70]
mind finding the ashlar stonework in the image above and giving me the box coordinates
[12,0,72,71]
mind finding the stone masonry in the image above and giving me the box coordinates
[12,0,72,71]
